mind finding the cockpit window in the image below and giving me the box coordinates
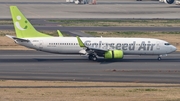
[164,43,170,45]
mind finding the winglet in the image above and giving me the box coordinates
[76,36,85,47]
[57,30,63,37]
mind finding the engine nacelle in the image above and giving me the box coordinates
[164,0,175,4]
[104,50,123,59]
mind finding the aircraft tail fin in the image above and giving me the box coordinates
[10,6,52,38]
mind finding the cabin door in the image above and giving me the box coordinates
[156,41,160,50]
[39,40,43,50]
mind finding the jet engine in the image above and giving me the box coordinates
[164,0,175,4]
[104,50,123,59]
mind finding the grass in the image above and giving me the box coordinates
[127,88,162,92]
[85,31,180,36]
[39,30,70,36]
[49,19,180,27]
[0,80,180,101]
[0,20,13,25]
[3,19,180,27]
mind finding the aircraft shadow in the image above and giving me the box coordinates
[99,58,180,64]
[167,6,180,8]
[0,58,180,63]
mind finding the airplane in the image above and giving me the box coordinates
[7,6,176,61]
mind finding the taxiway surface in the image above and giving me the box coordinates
[1,1,180,19]
[0,50,180,83]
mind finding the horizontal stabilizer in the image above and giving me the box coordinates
[6,35,29,42]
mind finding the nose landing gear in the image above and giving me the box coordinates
[157,56,161,61]
[157,54,167,61]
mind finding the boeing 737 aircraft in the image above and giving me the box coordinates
[7,6,176,61]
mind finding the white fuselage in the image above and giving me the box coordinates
[16,37,176,55]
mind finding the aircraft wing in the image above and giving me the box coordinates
[86,47,108,52]
[6,35,29,42]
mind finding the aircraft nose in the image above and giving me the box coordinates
[171,45,177,52]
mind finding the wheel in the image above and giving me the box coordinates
[92,55,97,61]
[88,54,97,61]
[88,55,93,60]
[157,57,161,61]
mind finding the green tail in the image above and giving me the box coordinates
[10,6,52,38]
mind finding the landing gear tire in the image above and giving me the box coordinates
[157,55,162,61]
[92,55,97,61]
[88,54,97,61]
[88,55,93,60]
[157,57,161,61]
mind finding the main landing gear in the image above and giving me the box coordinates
[88,54,97,61]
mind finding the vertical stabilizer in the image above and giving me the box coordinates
[10,6,52,38]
